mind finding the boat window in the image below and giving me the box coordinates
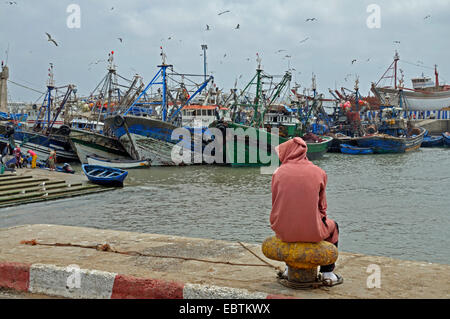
[208,110,212,116]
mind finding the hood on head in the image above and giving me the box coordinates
[275,137,308,163]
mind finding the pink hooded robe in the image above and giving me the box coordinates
[270,137,338,244]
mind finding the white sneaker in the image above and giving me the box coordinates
[321,272,343,286]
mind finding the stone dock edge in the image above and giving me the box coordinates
[0,261,293,299]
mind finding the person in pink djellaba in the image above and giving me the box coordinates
[270,137,343,286]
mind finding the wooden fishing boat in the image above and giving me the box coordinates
[442,132,450,147]
[69,128,129,164]
[82,164,128,187]
[86,155,150,169]
[356,127,426,153]
[340,144,374,155]
[421,135,444,147]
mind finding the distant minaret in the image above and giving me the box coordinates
[0,61,9,112]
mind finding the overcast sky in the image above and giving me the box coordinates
[1,0,449,103]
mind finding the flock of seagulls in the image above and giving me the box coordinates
[8,4,435,81]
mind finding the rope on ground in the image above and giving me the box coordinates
[237,241,283,272]
[20,239,276,269]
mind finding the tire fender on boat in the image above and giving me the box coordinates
[114,115,125,128]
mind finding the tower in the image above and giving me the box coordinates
[0,62,9,112]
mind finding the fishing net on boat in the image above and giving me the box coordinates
[302,133,325,143]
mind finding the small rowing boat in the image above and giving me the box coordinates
[340,144,374,155]
[82,164,128,187]
[87,155,150,169]
[421,135,444,147]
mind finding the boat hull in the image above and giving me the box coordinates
[377,87,450,111]
[340,144,374,155]
[104,116,206,166]
[69,128,129,163]
[442,133,450,147]
[356,128,426,153]
[82,164,128,187]
[87,156,150,169]
[0,126,78,163]
[210,122,332,167]
[421,136,444,147]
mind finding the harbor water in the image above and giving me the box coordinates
[1,147,449,265]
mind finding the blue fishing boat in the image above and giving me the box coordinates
[356,127,426,153]
[443,132,450,147]
[82,164,128,187]
[340,144,374,155]
[421,135,444,147]
[104,48,213,166]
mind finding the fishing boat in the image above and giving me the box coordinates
[356,127,426,153]
[372,52,450,111]
[0,64,79,162]
[442,132,450,147]
[340,144,374,155]
[82,164,128,187]
[421,135,444,147]
[104,49,213,166]
[209,62,332,166]
[69,128,129,163]
[68,52,144,163]
[87,155,150,169]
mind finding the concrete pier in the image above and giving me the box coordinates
[0,224,448,299]
[415,119,450,134]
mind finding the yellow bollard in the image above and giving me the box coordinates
[262,236,338,286]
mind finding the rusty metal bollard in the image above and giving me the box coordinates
[262,236,338,288]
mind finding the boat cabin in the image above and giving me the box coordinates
[70,117,104,133]
[181,105,230,128]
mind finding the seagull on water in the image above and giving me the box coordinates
[235,24,240,29]
[45,33,58,46]
[205,25,211,31]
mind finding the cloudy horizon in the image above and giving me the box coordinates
[1,0,449,103]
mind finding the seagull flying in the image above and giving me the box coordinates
[299,37,309,44]
[351,59,357,64]
[275,49,286,53]
[6,1,17,5]
[205,24,210,31]
[424,14,431,19]
[117,37,123,43]
[393,40,401,44]
[218,10,230,16]
[306,18,317,22]
[45,33,58,46]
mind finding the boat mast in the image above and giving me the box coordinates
[435,64,439,88]
[394,51,399,89]
[253,53,263,127]
[106,51,117,113]
[45,63,55,131]
[159,46,171,122]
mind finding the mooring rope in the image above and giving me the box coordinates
[20,239,280,270]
